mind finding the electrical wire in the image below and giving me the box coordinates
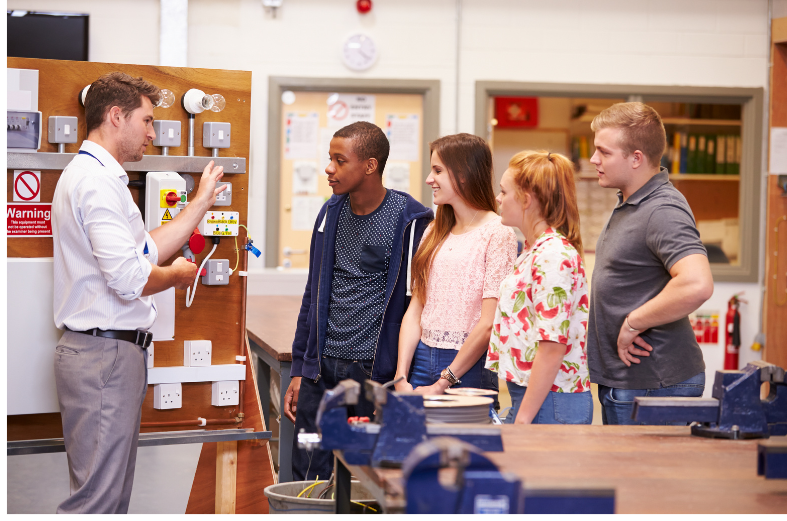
[233,224,252,273]
[186,242,217,308]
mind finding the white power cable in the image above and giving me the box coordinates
[186,242,217,308]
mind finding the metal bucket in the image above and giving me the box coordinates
[264,480,379,514]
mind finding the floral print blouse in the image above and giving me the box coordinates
[485,228,590,393]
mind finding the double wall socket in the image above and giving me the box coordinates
[153,120,182,147]
[153,383,182,409]
[202,259,230,285]
[211,380,239,406]
[184,340,212,367]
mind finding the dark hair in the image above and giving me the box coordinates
[590,102,666,168]
[411,133,497,301]
[508,150,583,258]
[85,72,161,135]
[333,121,390,175]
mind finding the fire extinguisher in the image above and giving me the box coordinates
[724,294,742,370]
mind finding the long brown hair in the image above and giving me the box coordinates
[508,151,583,257]
[411,134,497,302]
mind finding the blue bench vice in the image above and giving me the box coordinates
[632,361,787,439]
[297,379,503,467]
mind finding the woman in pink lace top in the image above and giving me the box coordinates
[394,134,518,395]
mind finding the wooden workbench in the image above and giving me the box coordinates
[245,295,301,481]
[339,424,787,514]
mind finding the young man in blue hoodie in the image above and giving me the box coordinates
[283,121,433,480]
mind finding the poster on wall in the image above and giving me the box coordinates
[384,162,411,193]
[770,127,787,174]
[291,196,327,231]
[285,112,319,159]
[292,160,319,194]
[494,97,539,128]
[386,114,419,162]
[327,94,376,129]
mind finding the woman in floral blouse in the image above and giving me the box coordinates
[486,151,592,424]
[394,134,518,395]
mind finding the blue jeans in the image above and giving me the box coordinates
[505,381,593,424]
[291,356,376,481]
[409,341,498,394]
[597,372,705,425]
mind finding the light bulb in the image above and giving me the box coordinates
[210,94,226,112]
[156,89,176,109]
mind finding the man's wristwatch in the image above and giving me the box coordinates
[626,314,640,332]
[440,366,461,387]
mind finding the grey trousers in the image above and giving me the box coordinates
[54,331,148,514]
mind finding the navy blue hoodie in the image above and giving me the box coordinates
[290,190,433,383]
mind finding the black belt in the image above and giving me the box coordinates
[65,327,153,349]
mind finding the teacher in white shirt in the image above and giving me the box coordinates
[51,72,226,514]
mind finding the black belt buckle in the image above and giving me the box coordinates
[135,330,152,349]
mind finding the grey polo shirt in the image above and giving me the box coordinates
[587,168,707,389]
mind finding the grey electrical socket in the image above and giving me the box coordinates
[214,182,232,206]
[203,122,231,149]
[48,116,78,144]
[153,120,181,147]
[202,259,230,286]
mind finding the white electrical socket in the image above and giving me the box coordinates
[184,340,212,367]
[153,383,182,409]
[211,380,240,406]
[147,342,155,369]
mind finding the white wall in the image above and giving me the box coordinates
[10,0,771,374]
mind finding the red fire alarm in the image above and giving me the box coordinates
[495,97,539,128]
[356,0,372,14]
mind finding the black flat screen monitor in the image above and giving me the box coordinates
[7,11,89,61]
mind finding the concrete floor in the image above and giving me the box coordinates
[7,443,202,514]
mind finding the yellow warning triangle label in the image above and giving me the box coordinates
[162,209,173,221]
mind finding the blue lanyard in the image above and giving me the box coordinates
[78,149,105,167]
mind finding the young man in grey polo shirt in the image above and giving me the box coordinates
[586,102,714,425]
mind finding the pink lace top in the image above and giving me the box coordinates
[420,216,518,350]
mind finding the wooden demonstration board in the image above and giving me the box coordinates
[765,18,787,370]
[6,57,274,514]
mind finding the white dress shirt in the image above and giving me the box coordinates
[52,140,160,331]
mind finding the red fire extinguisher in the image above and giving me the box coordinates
[724,294,742,370]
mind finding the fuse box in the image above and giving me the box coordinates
[202,259,230,286]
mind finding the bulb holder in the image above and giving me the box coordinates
[78,85,90,107]
[182,88,214,114]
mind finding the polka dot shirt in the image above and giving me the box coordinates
[324,190,407,360]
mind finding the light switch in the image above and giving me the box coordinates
[168,128,174,139]
[64,124,71,135]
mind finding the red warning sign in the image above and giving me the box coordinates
[7,203,52,237]
[14,170,41,202]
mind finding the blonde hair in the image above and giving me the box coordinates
[411,134,497,302]
[508,150,583,258]
[590,102,666,168]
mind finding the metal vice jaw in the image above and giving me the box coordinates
[633,361,787,439]
[402,437,524,514]
[298,379,428,467]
